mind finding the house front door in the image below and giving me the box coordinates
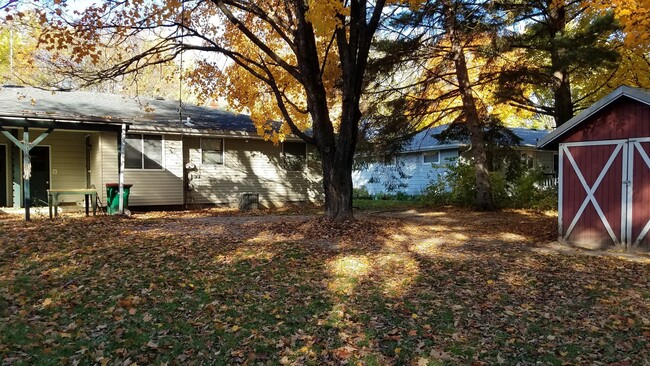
[28,146,50,206]
[0,145,6,207]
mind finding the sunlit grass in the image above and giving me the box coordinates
[1,208,648,365]
[327,255,372,295]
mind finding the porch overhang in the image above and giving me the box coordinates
[0,114,130,220]
[0,113,125,132]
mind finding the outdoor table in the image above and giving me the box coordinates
[47,189,98,218]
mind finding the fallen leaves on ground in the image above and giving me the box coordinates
[0,207,648,365]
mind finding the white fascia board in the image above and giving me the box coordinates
[403,143,463,153]
[128,125,304,141]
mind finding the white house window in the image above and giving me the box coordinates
[383,156,396,166]
[125,134,163,169]
[283,141,306,171]
[423,151,440,164]
[521,152,534,169]
[201,138,224,165]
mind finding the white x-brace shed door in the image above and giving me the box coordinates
[626,138,650,249]
[560,140,627,247]
[560,139,650,249]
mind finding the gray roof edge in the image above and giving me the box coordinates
[127,125,306,141]
[403,143,463,153]
[537,85,650,148]
[0,111,129,124]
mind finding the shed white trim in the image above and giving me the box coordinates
[630,138,650,247]
[561,142,624,244]
[538,86,650,149]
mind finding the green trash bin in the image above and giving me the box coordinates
[106,183,133,215]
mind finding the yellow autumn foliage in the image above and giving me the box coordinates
[587,0,650,51]
[403,35,535,130]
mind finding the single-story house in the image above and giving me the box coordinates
[0,85,323,215]
[353,125,556,196]
[538,85,649,251]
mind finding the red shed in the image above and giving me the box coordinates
[538,86,650,251]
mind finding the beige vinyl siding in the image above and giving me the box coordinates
[1,130,89,205]
[98,131,118,204]
[47,132,87,199]
[185,137,322,207]
[99,132,183,206]
[15,130,88,203]
[89,133,102,198]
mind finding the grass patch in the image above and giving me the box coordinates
[354,199,427,211]
[1,209,649,364]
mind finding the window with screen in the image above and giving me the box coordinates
[201,138,224,165]
[283,142,306,171]
[125,134,163,169]
[423,151,440,164]
[521,152,534,169]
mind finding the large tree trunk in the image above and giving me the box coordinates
[553,74,573,126]
[443,0,495,211]
[291,0,383,222]
[465,120,494,211]
[321,148,355,222]
[549,0,573,126]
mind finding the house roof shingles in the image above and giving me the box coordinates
[0,85,258,134]
[404,125,550,152]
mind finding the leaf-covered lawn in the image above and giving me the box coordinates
[1,208,649,365]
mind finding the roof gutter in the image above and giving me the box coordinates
[0,115,128,132]
[0,112,126,124]
[129,125,306,141]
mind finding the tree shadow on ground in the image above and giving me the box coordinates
[0,208,649,365]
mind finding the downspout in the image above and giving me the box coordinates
[118,123,126,214]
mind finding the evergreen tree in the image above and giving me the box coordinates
[364,0,508,210]
[495,0,620,126]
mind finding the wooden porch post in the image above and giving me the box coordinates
[11,130,20,208]
[23,127,30,221]
[0,125,53,221]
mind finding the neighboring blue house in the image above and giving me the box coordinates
[352,125,557,196]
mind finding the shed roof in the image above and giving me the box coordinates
[0,85,259,134]
[537,85,650,149]
[405,124,549,152]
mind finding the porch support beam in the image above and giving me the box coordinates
[1,127,28,153]
[10,129,20,208]
[0,117,122,133]
[0,126,54,221]
[23,127,30,221]
[30,128,53,147]
[0,126,53,152]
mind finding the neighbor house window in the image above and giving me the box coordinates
[383,156,396,166]
[423,151,440,164]
[201,138,224,165]
[521,152,534,169]
[125,134,163,169]
[283,141,306,171]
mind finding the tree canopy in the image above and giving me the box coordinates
[3,0,649,214]
[15,0,430,221]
